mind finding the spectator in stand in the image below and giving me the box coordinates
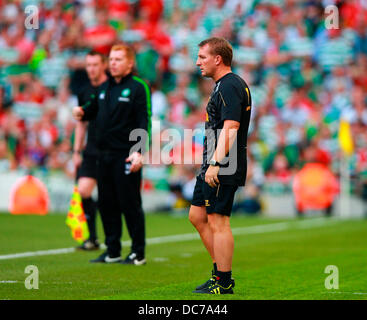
[83,8,117,56]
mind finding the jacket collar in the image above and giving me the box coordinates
[109,72,133,86]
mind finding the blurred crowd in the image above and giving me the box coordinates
[1,0,367,214]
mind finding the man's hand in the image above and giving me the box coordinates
[126,152,143,173]
[205,165,220,188]
[72,107,84,121]
[72,151,82,171]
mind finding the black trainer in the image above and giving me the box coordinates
[193,279,235,294]
[120,252,146,265]
[77,239,100,251]
[195,271,216,291]
[89,251,121,263]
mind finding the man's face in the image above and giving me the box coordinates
[196,44,218,78]
[86,55,105,82]
[109,49,133,78]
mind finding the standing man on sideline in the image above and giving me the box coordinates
[73,51,108,251]
[72,44,151,265]
[189,37,252,294]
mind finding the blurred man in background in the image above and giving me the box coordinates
[73,51,108,250]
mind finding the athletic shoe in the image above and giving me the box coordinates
[77,239,100,251]
[120,252,146,265]
[193,279,235,294]
[195,272,216,291]
[89,251,121,263]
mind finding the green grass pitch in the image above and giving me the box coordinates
[0,212,366,300]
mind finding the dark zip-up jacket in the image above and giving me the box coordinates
[77,81,99,157]
[81,73,152,154]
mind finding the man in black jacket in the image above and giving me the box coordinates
[73,51,107,251]
[72,44,151,265]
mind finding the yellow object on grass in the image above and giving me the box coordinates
[65,186,89,244]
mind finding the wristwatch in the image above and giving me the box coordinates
[209,159,220,166]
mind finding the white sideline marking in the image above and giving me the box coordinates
[0,217,340,261]
[329,291,367,295]
[152,257,169,262]
[0,247,75,261]
[0,280,72,284]
[180,253,193,258]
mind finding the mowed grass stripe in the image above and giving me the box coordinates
[98,220,367,300]
[0,217,366,300]
[0,217,340,261]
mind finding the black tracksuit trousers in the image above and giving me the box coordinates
[97,151,145,258]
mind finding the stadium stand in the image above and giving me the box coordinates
[0,0,366,215]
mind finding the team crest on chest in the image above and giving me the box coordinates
[121,88,131,97]
[119,88,131,102]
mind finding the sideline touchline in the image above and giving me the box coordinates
[0,217,341,261]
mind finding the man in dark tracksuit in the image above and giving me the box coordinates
[72,44,151,265]
[73,51,108,251]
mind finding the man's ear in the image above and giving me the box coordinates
[129,60,135,72]
[215,55,222,66]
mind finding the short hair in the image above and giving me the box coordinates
[86,50,107,63]
[110,43,135,63]
[198,37,233,66]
